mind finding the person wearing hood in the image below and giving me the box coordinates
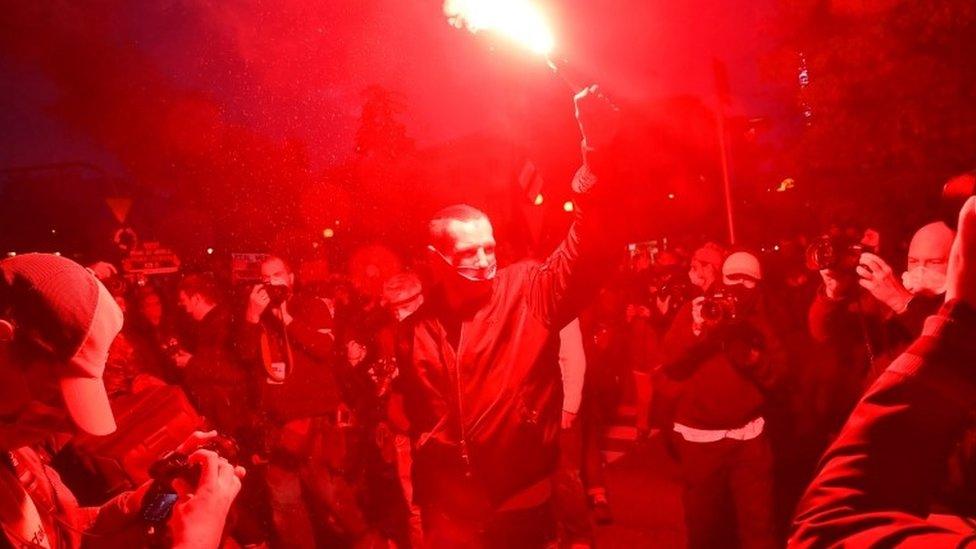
[0,254,243,548]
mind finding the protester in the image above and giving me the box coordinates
[552,317,595,548]
[394,84,622,546]
[579,286,625,525]
[381,271,427,548]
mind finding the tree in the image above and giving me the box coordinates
[770,0,976,233]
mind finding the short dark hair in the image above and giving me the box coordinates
[178,274,219,304]
[261,254,293,275]
[428,204,488,254]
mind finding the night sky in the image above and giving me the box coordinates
[0,0,780,176]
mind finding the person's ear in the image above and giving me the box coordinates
[0,319,14,343]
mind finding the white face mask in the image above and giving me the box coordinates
[434,249,497,283]
[901,266,947,296]
[455,262,497,282]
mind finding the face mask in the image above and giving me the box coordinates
[724,282,759,312]
[901,267,947,296]
[435,249,497,283]
[456,263,497,282]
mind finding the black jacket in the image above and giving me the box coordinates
[396,152,622,518]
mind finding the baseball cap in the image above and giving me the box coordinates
[0,254,122,436]
[723,251,763,282]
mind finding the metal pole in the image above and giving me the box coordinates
[716,109,736,245]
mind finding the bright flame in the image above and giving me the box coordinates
[563,201,574,212]
[534,193,544,206]
[444,0,555,55]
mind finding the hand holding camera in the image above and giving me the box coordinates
[692,291,743,331]
[246,284,271,323]
[818,269,845,300]
[167,448,245,549]
[140,431,244,546]
[856,252,913,313]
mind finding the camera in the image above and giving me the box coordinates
[263,283,291,306]
[657,278,693,308]
[148,435,240,487]
[804,236,870,273]
[699,290,742,324]
[141,435,239,527]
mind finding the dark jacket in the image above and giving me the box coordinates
[182,305,248,432]
[236,293,340,422]
[808,288,944,419]
[396,155,621,518]
[661,297,787,430]
[791,300,976,547]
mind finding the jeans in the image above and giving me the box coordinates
[675,432,777,549]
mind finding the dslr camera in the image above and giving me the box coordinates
[804,235,872,274]
[140,435,239,528]
[263,283,291,306]
[699,290,742,324]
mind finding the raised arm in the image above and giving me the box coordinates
[530,85,625,329]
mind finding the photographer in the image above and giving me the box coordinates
[661,251,786,549]
[790,199,976,546]
[235,255,372,547]
[626,252,691,438]
[0,254,243,548]
[808,222,954,427]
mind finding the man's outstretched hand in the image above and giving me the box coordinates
[575,84,620,151]
[945,196,976,308]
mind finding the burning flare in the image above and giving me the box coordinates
[443,0,555,56]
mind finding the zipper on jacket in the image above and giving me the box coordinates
[455,323,472,477]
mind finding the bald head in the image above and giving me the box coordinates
[908,222,955,270]
[902,221,955,296]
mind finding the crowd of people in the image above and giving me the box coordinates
[3,84,976,548]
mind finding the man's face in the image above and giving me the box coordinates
[0,349,73,447]
[907,240,950,275]
[439,217,497,282]
[140,293,163,326]
[178,291,206,321]
[261,258,294,289]
[903,223,954,296]
[689,260,714,291]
